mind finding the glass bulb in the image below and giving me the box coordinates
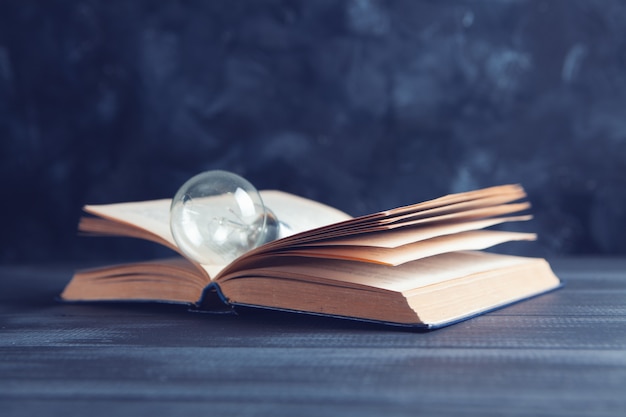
[170,170,280,265]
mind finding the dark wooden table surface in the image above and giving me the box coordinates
[1,258,625,417]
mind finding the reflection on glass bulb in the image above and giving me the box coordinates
[170,170,280,265]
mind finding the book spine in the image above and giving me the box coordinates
[191,283,236,314]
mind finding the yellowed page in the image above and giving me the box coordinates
[381,192,528,225]
[62,258,209,303]
[273,230,537,266]
[259,190,352,234]
[84,199,176,245]
[219,251,539,292]
[84,191,350,242]
[303,215,532,248]
[81,190,353,278]
[306,184,526,229]
[261,194,530,249]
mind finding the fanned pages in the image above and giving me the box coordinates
[62,184,561,329]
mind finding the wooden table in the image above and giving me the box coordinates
[1,259,625,416]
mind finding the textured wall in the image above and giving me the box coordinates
[1,0,625,263]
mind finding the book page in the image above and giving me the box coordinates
[270,230,537,266]
[253,185,529,250]
[81,191,352,272]
[84,199,176,246]
[62,258,209,303]
[302,215,532,248]
[218,251,540,293]
[258,190,352,234]
[83,191,351,242]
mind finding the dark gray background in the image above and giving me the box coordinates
[1,0,625,263]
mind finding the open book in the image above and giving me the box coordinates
[62,184,561,329]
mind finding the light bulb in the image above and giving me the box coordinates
[170,170,280,265]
